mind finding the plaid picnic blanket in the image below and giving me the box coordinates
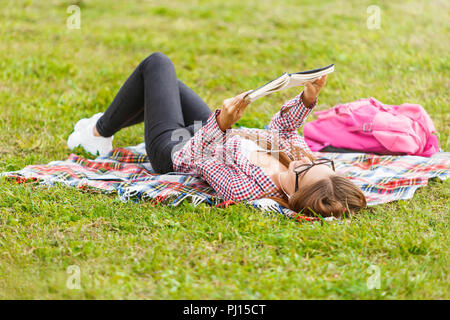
[1,142,449,220]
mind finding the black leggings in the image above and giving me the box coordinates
[96,52,212,173]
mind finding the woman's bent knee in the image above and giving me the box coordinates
[140,52,172,70]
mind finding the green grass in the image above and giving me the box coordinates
[0,0,449,299]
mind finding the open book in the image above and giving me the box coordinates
[244,64,334,102]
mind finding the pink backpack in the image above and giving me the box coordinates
[304,98,439,157]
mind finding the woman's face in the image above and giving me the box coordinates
[284,155,335,196]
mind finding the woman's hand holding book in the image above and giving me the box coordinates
[302,75,327,108]
[216,91,252,132]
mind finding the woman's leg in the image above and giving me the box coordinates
[141,52,186,173]
[178,80,212,127]
[96,71,212,137]
[97,52,212,173]
[95,60,147,137]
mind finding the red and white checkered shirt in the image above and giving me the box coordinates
[172,91,316,202]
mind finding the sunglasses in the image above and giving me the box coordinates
[294,158,335,193]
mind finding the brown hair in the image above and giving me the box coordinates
[232,130,367,218]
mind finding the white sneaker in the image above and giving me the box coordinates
[67,113,114,156]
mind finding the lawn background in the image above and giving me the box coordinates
[0,0,448,299]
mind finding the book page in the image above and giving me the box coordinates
[246,73,289,101]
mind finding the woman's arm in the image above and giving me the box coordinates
[267,91,314,132]
[268,75,327,132]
